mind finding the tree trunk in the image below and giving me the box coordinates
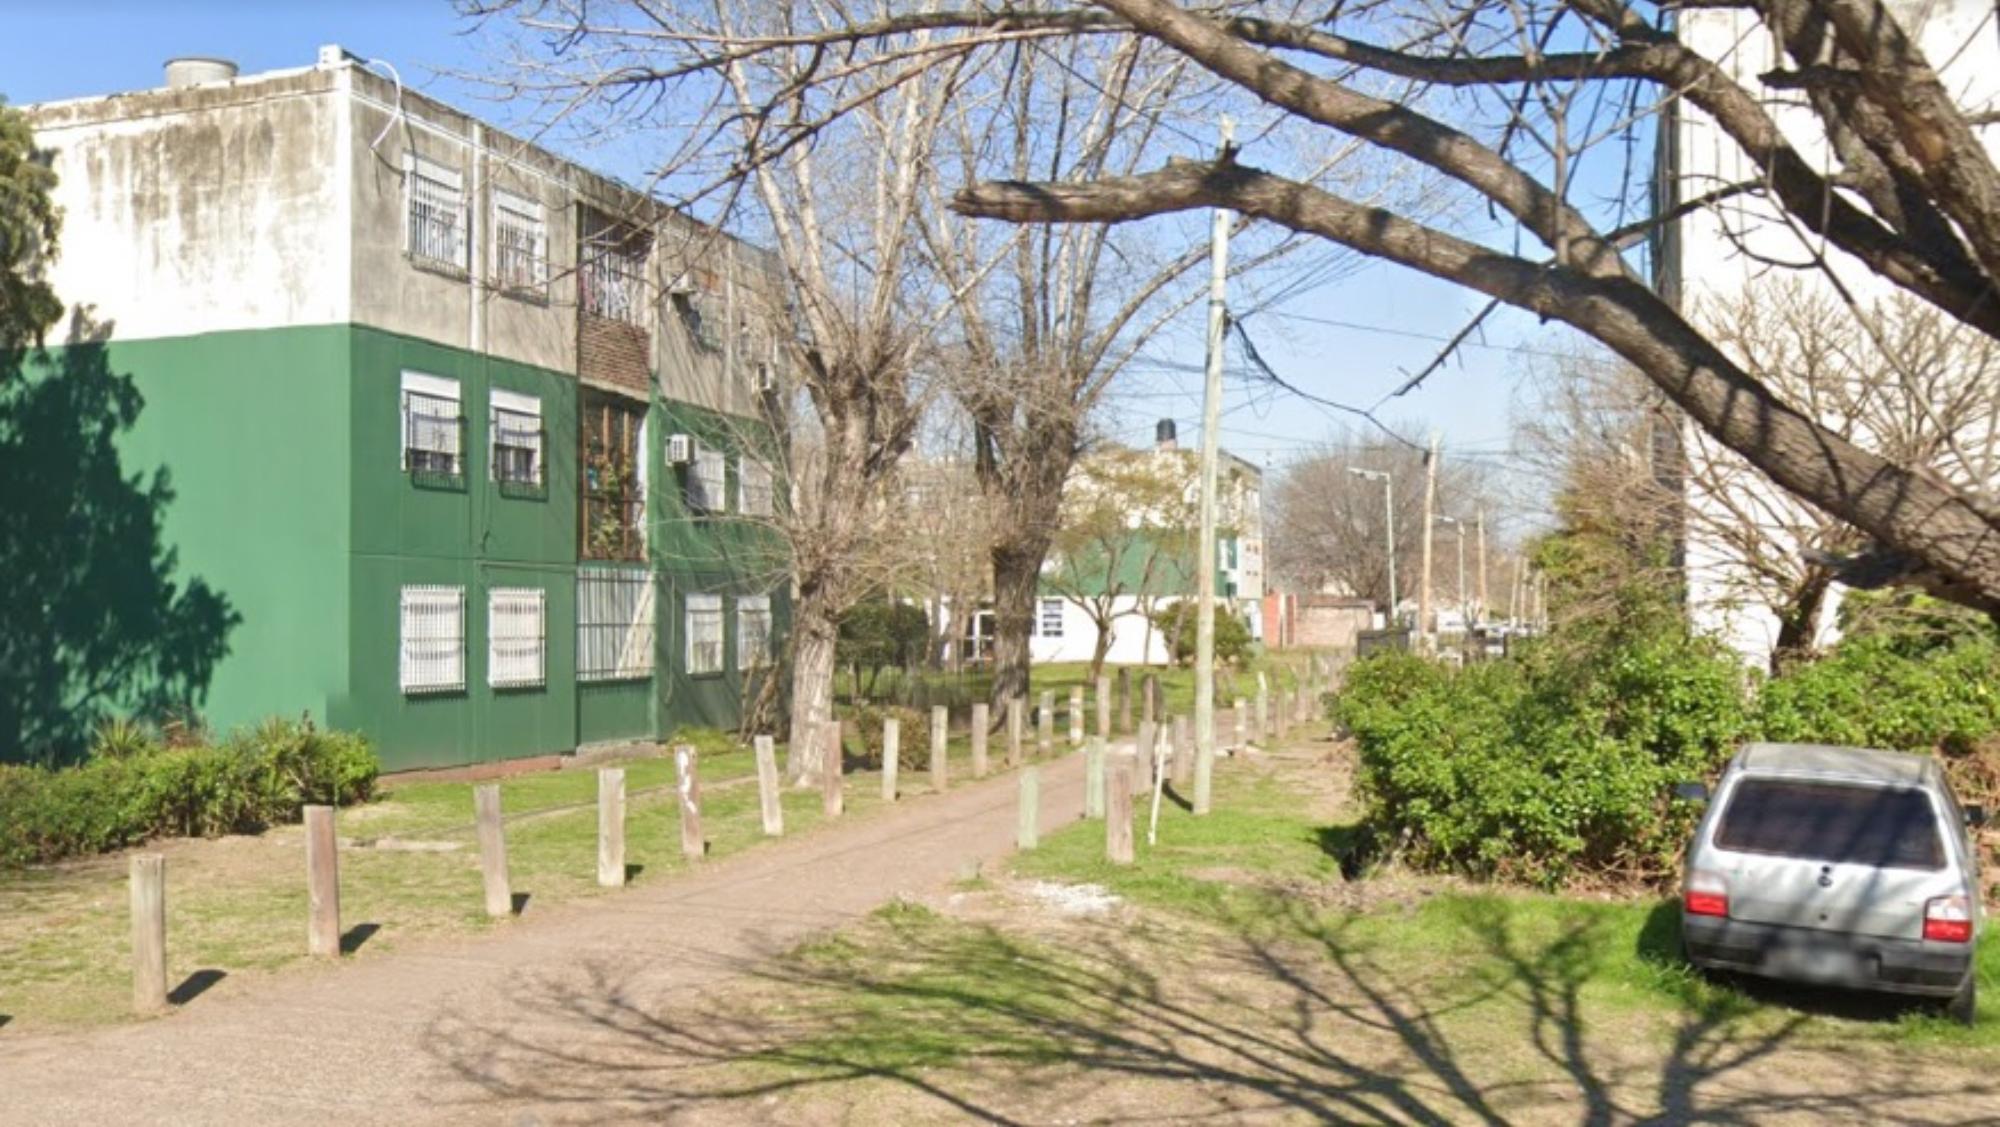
[785,589,840,784]
[1771,570,1835,678]
[989,537,1043,710]
[1087,612,1116,683]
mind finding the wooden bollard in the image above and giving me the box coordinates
[1106,758,1135,864]
[1256,689,1269,743]
[1037,690,1054,757]
[1195,725,1214,817]
[1234,698,1249,751]
[675,744,704,860]
[1116,667,1132,734]
[754,735,784,836]
[1135,720,1157,796]
[1172,715,1192,786]
[1086,737,1106,819]
[970,702,989,779]
[1142,673,1158,727]
[881,717,901,801]
[598,767,626,887]
[1095,675,1112,739]
[1018,766,1040,851]
[822,720,844,817]
[1069,686,1084,745]
[130,853,167,1014]
[473,784,511,918]
[1006,696,1024,768]
[931,706,950,792]
[304,804,341,957]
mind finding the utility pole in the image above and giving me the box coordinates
[1475,508,1488,628]
[1417,431,1439,642]
[1192,116,1232,818]
[1345,467,1395,625]
[1436,515,1464,631]
[1510,554,1523,626]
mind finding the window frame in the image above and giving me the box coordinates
[491,189,549,297]
[686,592,726,677]
[737,457,775,518]
[688,445,727,514]
[400,371,465,481]
[1038,597,1065,638]
[399,585,466,695]
[489,387,545,490]
[737,594,774,670]
[487,586,547,689]
[402,154,468,273]
[576,567,656,683]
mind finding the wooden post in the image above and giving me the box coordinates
[931,706,950,792]
[1006,696,1024,768]
[1116,667,1132,734]
[1142,673,1158,727]
[970,701,989,779]
[1069,686,1084,745]
[598,767,626,887]
[473,784,511,918]
[1095,675,1112,739]
[1136,720,1157,796]
[304,804,340,958]
[1037,690,1054,757]
[822,720,844,817]
[1234,698,1249,752]
[1106,758,1135,865]
[129,853,167,1014]
[881,717,901,801]
[675,744,704,860]
[754,735,783,836]
[1018,766,1040,851]
[1086,737,1106,819]
[1256,687,1269,743]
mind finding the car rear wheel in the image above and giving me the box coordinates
[1945,974,1977,1027]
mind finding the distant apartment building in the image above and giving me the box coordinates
[1661,2,2000,669]
[23,49,789,770]
[1031,421,1264,666]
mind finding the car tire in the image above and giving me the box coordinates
[1946,974,1978,1027]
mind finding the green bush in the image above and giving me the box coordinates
[1757,634,2000,754]
[842,703,929,770]
[0,717,378,867]
[1151,604,1253,668]
[838,602,932,695]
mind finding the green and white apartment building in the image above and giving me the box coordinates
[24,49,790,772]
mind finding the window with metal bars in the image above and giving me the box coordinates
[400,585,466,694]
[490,388,543,492]
[1038,598,1065,638]
[737,594,773,669]
[488,587,546,689]
[688,446,727,513]
[493,190,547,295]
[577,568,654,682]
[580,212,647,325]
[401,372,464,484]
[686,593,725,676]
[404,155,467,271]
[737,458,774,517]
[581,392,647,560]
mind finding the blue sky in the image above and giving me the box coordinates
[0,1,1611,526]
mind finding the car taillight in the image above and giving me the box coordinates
[1924,895,1973,943]
[1683,869,1728,918]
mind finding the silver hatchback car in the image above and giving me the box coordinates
[1676,743,1986,1023]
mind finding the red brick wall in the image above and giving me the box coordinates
[579,315,650,395]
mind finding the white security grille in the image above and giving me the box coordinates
[688,447,726,513]
[578,568,655,681]
[686,593,725,675]
[488,587,546,688]
[580,239,645,324]
[737,595,773,669]
[493,191,547,292]
[490,388,543,486]
[405,156,467,270]
[737,458,774,517]
[400,585,466,694]
[1038,597,1065,638]
[401,372,462,477]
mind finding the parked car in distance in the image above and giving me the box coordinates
[1674,743,1986,1024]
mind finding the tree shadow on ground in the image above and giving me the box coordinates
[0,311,236,764]
[424,894,2000,1124]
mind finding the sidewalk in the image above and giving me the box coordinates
[0,748,1098,1125]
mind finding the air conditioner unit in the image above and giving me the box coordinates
[755,361,778,393]
[666,273,696,296]
[666,434,695,465]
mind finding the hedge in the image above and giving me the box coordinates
[0,717,378,867]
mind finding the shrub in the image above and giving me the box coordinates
[841,703,929,771]
[1151,603,1252,668]
[0,717,378,867]
[1757,634,2000,755]
[838,602,932,696]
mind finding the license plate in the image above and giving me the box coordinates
[1765,944,1858,983]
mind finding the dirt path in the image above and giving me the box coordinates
[0,750,1094,1125]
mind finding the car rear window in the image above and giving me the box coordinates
[1716,779,1945,869]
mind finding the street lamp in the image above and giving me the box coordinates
[1346,467,1396,623]
[1436,515,1467,632]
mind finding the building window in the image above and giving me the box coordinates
[403,154,467,272]
[1038,597,1065,638]
[688,446,727,513]
[738,458,774,517]
[490,388,544,490]
[686,593,725,675]
[400,585,465,694]
[493,190,548,295]
[401,371,464,482]
[582,392,646,560]
[580,212,647,325]
[578,567,654,681]
[737,595,774,669]
[488,587,546,689]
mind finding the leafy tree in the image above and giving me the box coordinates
[0,98,61,353]
[1044,446,1200,681]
